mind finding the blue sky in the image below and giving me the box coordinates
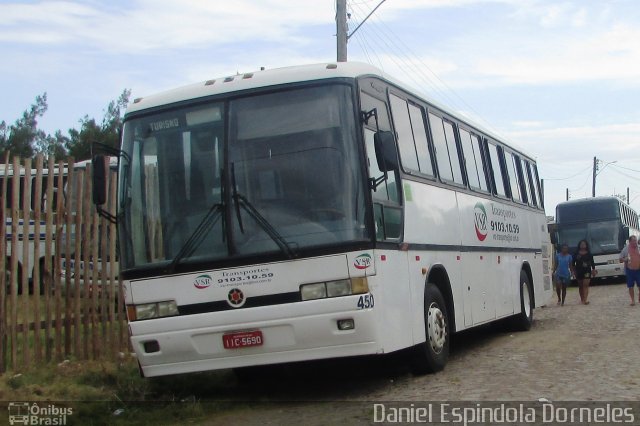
[1,0,640,215]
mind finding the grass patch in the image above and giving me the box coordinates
[0,358,237,425]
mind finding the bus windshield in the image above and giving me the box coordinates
[556,220,622,255]
[118,84,368,271]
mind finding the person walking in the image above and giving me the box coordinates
[619,235,640,306]
[572,239,597,305]
[553,244,573,306]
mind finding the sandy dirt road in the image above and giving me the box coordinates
[166,281,640,425]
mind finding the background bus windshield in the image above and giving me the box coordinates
[118,84,368,271]
[556,200,622,255]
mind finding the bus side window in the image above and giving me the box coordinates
[533,164,543,208]
[487,142,507,197]
[443,120,463,184]
[519,159,534,207]
[408,103,434,176]
[459,128,486,191]
[428,113,453,182]
[389,93,420,172]
[524,161,538,207]
[429,113,463,184]
[388,93,434,177]
[504,151,523,203]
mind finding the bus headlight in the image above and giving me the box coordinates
[300,283,327,301]
[131,300,179,321]
[326,279,351,297]
[300,278,369,301]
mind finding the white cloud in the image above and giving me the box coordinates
[0,0,334,53]
[507,122,640,162]
[471,24,640,85]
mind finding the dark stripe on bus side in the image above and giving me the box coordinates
[377,241,541,253]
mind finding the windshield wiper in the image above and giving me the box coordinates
[165,202,224,274]
[231,163,294,259]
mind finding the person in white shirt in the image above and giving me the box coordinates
[619,235,640,306]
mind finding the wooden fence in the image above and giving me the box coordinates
[0,155,129,373]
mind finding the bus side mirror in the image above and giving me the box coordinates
[92,155,107,206]
[374,131,399,172]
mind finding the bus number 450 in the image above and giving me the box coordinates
[357,294,374,309]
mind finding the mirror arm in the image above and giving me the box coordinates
[361,108,379,131]
[91,141,130,164]
[369,170,388,191]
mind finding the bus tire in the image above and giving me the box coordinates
[410,284,449,375]
[5,260,23,295]
[36,257,56,295]
[512,270,533,331]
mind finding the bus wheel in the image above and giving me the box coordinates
[5,260,23,295]
[410,284,449,375]
[512,270,533,331]
[37,257,56,295]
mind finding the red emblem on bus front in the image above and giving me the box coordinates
[227,288,245,308]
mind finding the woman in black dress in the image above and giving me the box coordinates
[572,239,597,304]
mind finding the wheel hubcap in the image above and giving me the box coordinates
[427,302,447,354]
[522,282,531,318]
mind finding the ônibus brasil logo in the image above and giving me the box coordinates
[474,202,488,241]
[193,274,213,289]
[354,253,372,270]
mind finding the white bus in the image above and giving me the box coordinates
[2,162,68,294]
[2,159,117,294]
[96,62,552,378]
[555,197,640,278]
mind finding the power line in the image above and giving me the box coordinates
[609,166,640,183]
[613,164,640,173]
[348,1,508,142]
[350,5,463,113]
[544,166,592,181]
[568,173,592,192]
[348,7,385,70]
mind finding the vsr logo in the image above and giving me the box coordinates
[474,202,488,241]
[354,253,372,270]
[193,274,213,289]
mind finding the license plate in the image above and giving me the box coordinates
[223,330,263,349]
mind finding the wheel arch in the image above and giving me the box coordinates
[521,260,535,304]
[426,265,456,333]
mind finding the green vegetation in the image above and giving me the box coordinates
[0,90,130,162]
[0,358,238,425]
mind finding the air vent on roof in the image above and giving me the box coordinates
[242,73,254,79]
[133,97,143,104]
[224,76,234,83]
[205,79,215,86]
[326,63,338,69]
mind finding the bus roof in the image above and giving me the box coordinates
[0,157,117,177]
[126,62,535,160]
[557,196,629,208]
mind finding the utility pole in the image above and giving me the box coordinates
[592,156,597,197]
[336,0,348,62]
[627,187,630,204]
[566,188,569,201]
